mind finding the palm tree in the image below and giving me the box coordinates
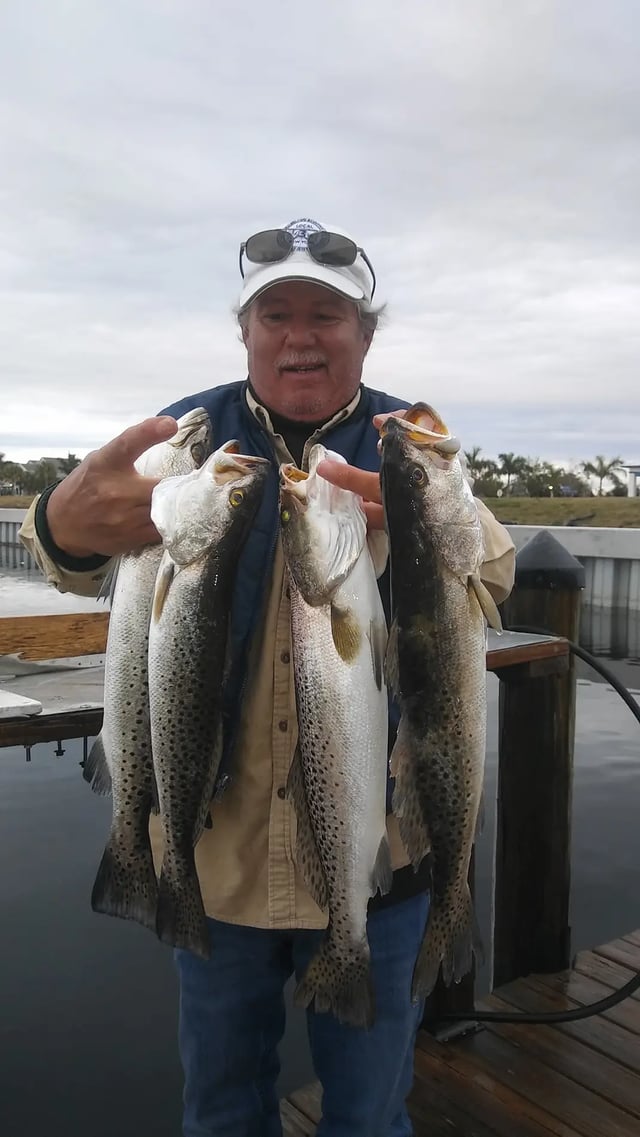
[580,455,624,496]
[463,446,487,481]
[498,452,529,491]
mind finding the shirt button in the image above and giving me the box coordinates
[280,651,290,665]
[277,786,286,800]
[278,719,288,732]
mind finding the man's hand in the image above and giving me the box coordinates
[46,417,178,558]
[315,410,408,530]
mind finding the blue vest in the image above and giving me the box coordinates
[159,380,410,806]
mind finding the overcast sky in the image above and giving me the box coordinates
[1,0,639,467]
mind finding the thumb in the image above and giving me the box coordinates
[99,416,178,470]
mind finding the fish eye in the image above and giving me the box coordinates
[281,508,290,524]
[411,466,426,485]
[190,441,206,467]
[229,489,245,507]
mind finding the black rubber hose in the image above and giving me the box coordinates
[440,626,640,1025]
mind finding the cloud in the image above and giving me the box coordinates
[1,0,639,464]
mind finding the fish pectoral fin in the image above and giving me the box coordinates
[83,732,112,796]
[474,788,486,839]
[469,574,503,631]
[96,556,121,605]
[371,835,393,897]
[390,716,431,869]
[384,618,400,697]
[286,748,328,910]
[324,512,367,592]
[330,604,362,663]
[152,553,176,623]
[368,618,388,691]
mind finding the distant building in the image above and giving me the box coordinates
[620,464,640,496]
[23,457,67,478]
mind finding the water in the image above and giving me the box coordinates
[0,566,101,616]
[1,569,639,1136]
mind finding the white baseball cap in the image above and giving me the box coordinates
[237,218,376,310]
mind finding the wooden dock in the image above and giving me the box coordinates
[280,931,640,1136]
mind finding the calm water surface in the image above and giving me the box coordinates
[1,568,639,1136]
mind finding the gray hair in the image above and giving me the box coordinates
[234,296,388,335]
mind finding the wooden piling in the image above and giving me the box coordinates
[494,530,584,987]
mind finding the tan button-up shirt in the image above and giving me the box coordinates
[19,388,516,930]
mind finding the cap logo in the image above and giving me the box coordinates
[284,218,325,250]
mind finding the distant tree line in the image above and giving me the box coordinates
[463,450,626,498]
[0,447,630,499]
[0,452,81,495]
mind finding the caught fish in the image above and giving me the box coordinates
[86,408,212,931]
[148,442,269,957]
[379,403,501,1000]
[280,444,391,1029]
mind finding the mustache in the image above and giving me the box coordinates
[276,352,328,370]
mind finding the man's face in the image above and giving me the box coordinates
[242,281,373,422]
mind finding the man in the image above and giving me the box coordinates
[20,217,515,1137]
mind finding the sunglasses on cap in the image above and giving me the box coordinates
[238,228,376,299]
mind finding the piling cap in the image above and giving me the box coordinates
[515,530,585,590]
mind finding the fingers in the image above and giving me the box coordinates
[98,417,178,471]
[316,460,382,507]
[372,409,408,430]
[362,502,386,530]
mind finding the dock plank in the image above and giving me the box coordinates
[281,933,640,1137]
[413,1038,574,1137]
[573,949,640,998]
[280,1099,316,1136]
[417,1027,639,1137]
[488,975,640,1071]
[520,971,640,1039]
[480,995,640,1117]
[594,937,640,971]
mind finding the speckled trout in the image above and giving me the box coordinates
[379,404,501,1000]
[148,443,268,957]
[86,408,212,932]
[280,444,392,1030]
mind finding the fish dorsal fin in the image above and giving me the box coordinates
[469,574,503,631]
[366,529,389,579]
[368,618,388,691]
[384,617,401,698]
[330,604,362,663]
[152,553,176,623]
[286,747,328,910]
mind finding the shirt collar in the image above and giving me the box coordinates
[244,382,363,468]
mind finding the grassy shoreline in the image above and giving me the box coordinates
[2,494,639,527]
[486,497,640,527]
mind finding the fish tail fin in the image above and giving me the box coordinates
[83,733,112,796]
[412,882,483,1000]
[294,935,375,1030]
[155,848,210,959]
[91,834,157,931]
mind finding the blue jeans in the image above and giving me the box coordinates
[175,892,429,1137]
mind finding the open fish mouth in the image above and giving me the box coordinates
[206,441,269,481]
[380,402,461,457]
[279,463,309,514]
[168,407,211,448]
